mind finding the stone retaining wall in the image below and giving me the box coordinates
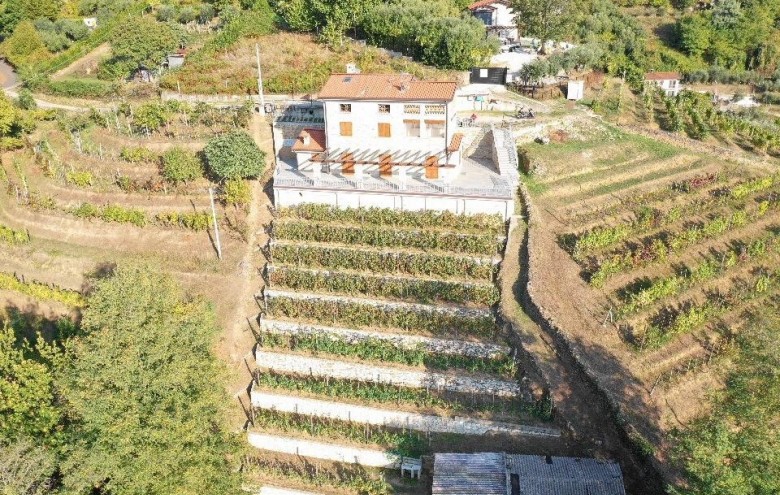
[255,350,525,397]
[251,389,561,438]
[263,289,493,319]
[260,318,510,359]
[515,179,665,482]
[247,432,399,468]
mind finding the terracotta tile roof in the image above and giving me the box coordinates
[291,128,326,153]
[644,71,681,81]
[447,133,464,152]
[318,74,457,102]
[468,0,508,10]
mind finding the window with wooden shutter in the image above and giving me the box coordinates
[379,154,392,176]
[378,123,391,138]
[340,122,352,136]
[341,152,355,175]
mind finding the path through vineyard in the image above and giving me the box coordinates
[221,112,276,428]
[499,219,665,494]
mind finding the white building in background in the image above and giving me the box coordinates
[273,73,519,219]
[469,0,518,41]
[644,72,682,97]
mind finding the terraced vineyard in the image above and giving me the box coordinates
[519,120,780,478]
[248,204,571,494]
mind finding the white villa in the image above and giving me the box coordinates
[644,72,682,97]
[272,73,519,219]
[468,0,518,41]
[292,73,463,181]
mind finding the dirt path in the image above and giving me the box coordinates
[499,217,665,495]
[218,113,275,428]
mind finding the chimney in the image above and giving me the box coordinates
[301,131,311,146]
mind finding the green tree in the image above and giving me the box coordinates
[0,438,56,495]
[204,130,265,180]
[160,147,204,184]
[512,0,575,52]
[0,20,50,67]
[57,265,240,495]
[677,14,711,58]
[0,323,60,441]
[100,17,182,79]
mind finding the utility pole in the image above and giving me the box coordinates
[208,187,222,260]
[255,43,266,117]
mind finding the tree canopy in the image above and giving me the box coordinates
[56,265,241,495]
[512,0,574,51]
[99,17,183,79]
[204,130,266,180]
[0,322,60,441]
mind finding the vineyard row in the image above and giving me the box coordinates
[568,174,776,257]
[267,265,499,306]
[253,371,548,419]
[273,220,501,256]
[277,204,505,234]
[0,224,31,245]
[252,409,430,458]
[257,331,516,378]
[0,272,84,307]
[589,203,774,287]
[271,243,495,281]
[265,295,497,339]
[639,271,778,350]
[616,230,780,316]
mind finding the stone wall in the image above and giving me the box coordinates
[514,179,665,480]
[251,389,561,438]
[255,350,525,397]
[260,318,510,359]
[247,432,399,468]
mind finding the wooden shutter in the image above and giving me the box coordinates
[340,122,352,136]
[378,123,391,138]
[424,156,439,179]
[379,154,392,176]
[341,152,355,175]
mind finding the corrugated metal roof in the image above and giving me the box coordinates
[432,453,507,495]
[507,455,626,495]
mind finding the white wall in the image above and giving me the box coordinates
[495,3,515,26]
[274,188,514,219]
[247,432,399,468]
[323,100,456,157]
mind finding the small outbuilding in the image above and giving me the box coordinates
[567,80,584,101]
[432,453,627,495]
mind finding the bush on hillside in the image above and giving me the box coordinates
[160,147,203,184]
[203,131,265,181]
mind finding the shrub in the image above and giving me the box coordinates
[39,77,117,98]
[66,170,93,187]
[119,146,158,163]
[155,211,211,231]
[220,179,251,206]
[203,131,265,180]
[16,89,36,110]
[160,147,203,184]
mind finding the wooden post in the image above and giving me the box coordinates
[208,187,222,260]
